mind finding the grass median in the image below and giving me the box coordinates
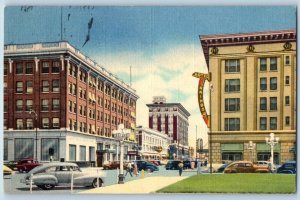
[156,174,296,194]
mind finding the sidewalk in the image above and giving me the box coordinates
[80,176,188,194]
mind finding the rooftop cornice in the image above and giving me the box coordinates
[146,103,191,117]
[200,29,296,68]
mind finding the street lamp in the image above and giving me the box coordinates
[265,133,279,172]
[246,141,256,162]
[112,124,131,184]
[29,109,38,161]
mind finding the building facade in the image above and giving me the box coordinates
[200,29,296,164]
[146,96,190,158]
[3,42,139,166]
[135,126,170,159]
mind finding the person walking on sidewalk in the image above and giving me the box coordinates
[178,161,184,176]
[125,161,133,177]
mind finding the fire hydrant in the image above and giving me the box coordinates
[141,169,145,178]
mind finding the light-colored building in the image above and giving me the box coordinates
[146,96,190,158]
[200,29,296,164]
[135,126,170,159]
[3,41,139,166]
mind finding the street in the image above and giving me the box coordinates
[3,165,198,194]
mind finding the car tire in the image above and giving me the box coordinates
[40,184,55,190]
[92,178,103,188]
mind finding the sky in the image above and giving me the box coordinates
[4,6,296,148]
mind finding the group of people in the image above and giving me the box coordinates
[124,161,139,177]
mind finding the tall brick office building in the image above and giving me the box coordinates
[3,42,138,166]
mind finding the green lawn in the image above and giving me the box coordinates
[157,174,296,194]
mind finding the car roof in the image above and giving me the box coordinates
[28,162,78,175]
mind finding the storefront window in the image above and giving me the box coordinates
[41,138,59,161]
[15,138,34,160]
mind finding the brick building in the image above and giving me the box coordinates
[146,96,190,159]
[3,42,138,166]
[200,29,296,164]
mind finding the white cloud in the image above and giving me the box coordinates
[94,44,210,150]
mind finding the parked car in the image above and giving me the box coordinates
[224,161,269,173]
[165,160,193,170]
[103,161,129,170]
[276,161,296,174]
[16,158,41,173]
[147,160,160,166]
[4,161,18,171]
[3,165,13,176]
[216,163,230,173]
[20,162,106,190]
[135,160,159,172]
[254,160,277,172]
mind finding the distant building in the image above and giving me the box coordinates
[3,41,139,166]
[135,126,170,159]
[146,96,190,158]
[200,29,296,164]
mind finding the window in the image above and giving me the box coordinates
[4,138,8,160]
[4,63,8,75]
[285,76,290,85]
[224,118,240,131]
[285,116,290,126]
[285,56,290,65]
[270,117,277,130]
[69,144,76,161]
[52,99,60,111]
[52,118,60,128]
[69,119,73,130]
[42,80,49,92]
[259,97,267,110]
[16,63,23,74]
[52,61,60,73]
[52,80,60,92]
[80,145,86,161]
[260,117,267,130]
[26,119,33,129]
[225,98,240,111]
[72,83,76,95]
[26,100,33,111]
[42,62,49,73]
[225,59,240,73]
[16,119,23,129]
[4,101,8,112]
[16,81,23,93]
[225,79,240,92]
[42,118,49,128]
[4,82,7,94]
[41,99,49,111]
[25,63,33,74]
[270,57,277,71]
[41,139,59,161]
[259,58,267,71]
[16,100,23,111]
[260,78,267,91]
[285,96,290,105]
[68,83,72,94]
[270,97,277,111]
[69,101,73,112]
[14,139,34,160]
[26,81,33,93]
[270,77,277,90]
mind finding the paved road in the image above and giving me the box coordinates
[3,166,198,194]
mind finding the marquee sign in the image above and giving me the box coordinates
[192,72,211,128]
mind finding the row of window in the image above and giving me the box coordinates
[3,118,60,130]
[5,99,60,112]
[5,80,60,94]
[4,61,61,76]
[224,56,291,73]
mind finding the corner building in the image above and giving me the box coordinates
[200,29,296,164]
[3,42,138,166]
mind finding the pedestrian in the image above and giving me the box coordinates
[178,161,184,176]
[125,161,133,177]
[133,162,138,176]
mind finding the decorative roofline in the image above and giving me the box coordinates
[146,103,191,117]
[4,41,138,99]
[200,29,296,68]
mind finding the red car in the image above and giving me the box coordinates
[15,158,41,173]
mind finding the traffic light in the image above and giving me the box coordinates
[49,148,54,156]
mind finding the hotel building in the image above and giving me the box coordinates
[3,41,138,166]
[200,29,296,164]
[146,96,190,158]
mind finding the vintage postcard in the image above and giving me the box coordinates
[2,5,296,195]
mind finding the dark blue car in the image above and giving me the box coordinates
[276,161,296,174]
[135,160,159,172]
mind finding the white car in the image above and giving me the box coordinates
[20,162,106,190]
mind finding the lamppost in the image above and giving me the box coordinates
[265,133,279,172]
[29,109,38,161]
[112,124,131,184]
[246,141,256,162]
